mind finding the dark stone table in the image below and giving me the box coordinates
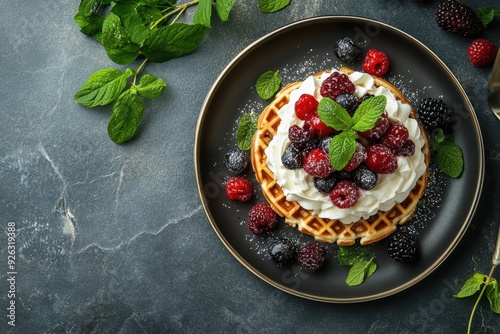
[1,0,499,333]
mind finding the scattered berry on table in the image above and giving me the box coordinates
[417,97,450,130]
[281,145,303,170]
[314,173,337,194]
[333,36,361,63]
[387,227,418,263]
[381,122,409,149]
[366,144,398,174]
[359,113,390,140]
[268,238,298,263]
[224,149,249,174]
[247,202,277,235]
[225,177,253,202]
[362,49,390,77]
[335,93,359,115]
[329,180,359,208]
[395,140,416,157]
[303,148,334,178]
[467,39,498,66]
[288,124,313,149]
[435,0,482,37]
[344,142,367,172]
[295,93,319,121]
[353,164,378,190]
[320,72,356,100]
[306,116,336,137]
[298,243,326,271]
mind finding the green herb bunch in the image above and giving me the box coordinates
[73,0,290,143]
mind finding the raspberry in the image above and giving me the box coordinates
[344,142,367,172]
[353,164,378,190]
[247,203,277,235]
[395,140,415,157]
[359,114,390,140]
[294,94,319,120]
[314,173,337,194]
[268,238,298,263]
[467,39,498,66]
[306,116,336,138]
[435,0,482,37]
[381,122,409,148]
[225,177,253,202]
[281,145,302,170]
[333,37,361,63]
[335,93,359,115]
[224,149,249,174]
[298,243,326,271]
[320,72,355,100]
[303,148,334,178]
[387,227,418,263]
[417,98,450,130]
[329,180,358,208]
[362,49,390,77]
[288,124,313,149]
[366,144,398,174]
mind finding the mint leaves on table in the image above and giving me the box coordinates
[477,8,500,27]
[236,112,258,151]
[258,0,291,13]
[256,70,282,100]
[338,244,378,286]
[318,95,387,170]
[433,128,464,178]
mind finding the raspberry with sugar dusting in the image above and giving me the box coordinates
[247,202,277,235]
[362,49,390,77]
[366,144,398,174]
[294,93,319,120]
[303,148,334,178]
[320,72,355,100]
[329,180,359,208]
[225,177,253,202]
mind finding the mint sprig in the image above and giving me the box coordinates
[236,112,259,151]
[318,95,387,170]
[477,7,500,27]
[433,128,464,178]
[338,245,378,286]
[256,70,282,100]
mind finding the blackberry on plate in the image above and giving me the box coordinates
[335,93,359,115]
[281,145,303,170]
[387,227,417,263]
[224,149,249,174]
[298,243,326,271]
[417,97,450,130]
[268,238,298,264]
[314,173,337,194]
[353,164,377,190]
[333,37,361,63]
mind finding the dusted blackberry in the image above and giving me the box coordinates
[281,145,302,169]
[417,98,450,130]
[268,238,298,264]
[387,227,417,263]
[333,37,361,63]
[288,124,312,149]
[335,93,359,115]
[298,243,326,271]
[353,164,377,190]
[314,173,337,194]
[224,149,249,174]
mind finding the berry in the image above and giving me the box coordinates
[268,238,298,263]
[306,116,336,138]
[417,98,450,130]
[298,243,326,271]
[320,72,355,100]
[288,124,312,148]
[295,94,319,120]
[225,177,253,202]
[366,144,398,174]
[353,164,378,190]
[359,114,390,140]
[333,37,361,63]
[335,93,359,115]
[224,149,249,174]
[314,173,337,194]
[381,122,409,148]
[335,169,353,180]
[247,203,277,235]
[303,148,334,178]
[395,140,415,157]
[319,135,334,154]
[281,145,303,170]
[329,180,359,208]
[435,0,482,37]
[362,49,390,77]
[467,39,498,66]
[387,227,418,263]
[344,142,367,172]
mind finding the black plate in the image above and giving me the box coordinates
[194,16,484,302]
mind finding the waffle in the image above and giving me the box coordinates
[251,67,430,246]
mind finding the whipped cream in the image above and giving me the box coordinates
[265,70,427,224]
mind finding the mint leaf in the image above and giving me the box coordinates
[346,258,376,287]
[236,113,258,151]
[142,23,208,63]
[108,88,145,144]
[258,0,291,13]
[436,139,464,178]
[317,98,353,131]
[328,130,357,171]
[216,0,237,21]
[74,11,104,37]
[477,8,500,27]
[102,12,140,64]
[256,70,281,100]
[486,279,500,314]
[136,74,166,99]
[454,273,487,298]
[194,0,212,28]
[352,95,386,132]
[74,68,134,107]
[338,245,369,266]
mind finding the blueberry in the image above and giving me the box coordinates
[268,238,298,264]
[281,145,302,169]
[314,174,337,194]
[319,135,334,154]
[224,149,249,174]
[353,164,377,190]
[333,37,361,63]
[335,93,359,115]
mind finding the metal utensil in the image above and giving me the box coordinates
[493,225,500,266]
[488,50,500,121]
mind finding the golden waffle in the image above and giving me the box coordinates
[251,67,430,246]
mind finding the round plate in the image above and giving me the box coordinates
[194,16,484,302]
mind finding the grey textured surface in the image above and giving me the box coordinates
[0,0,499,333]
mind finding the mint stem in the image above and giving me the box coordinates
[467,265,497,334]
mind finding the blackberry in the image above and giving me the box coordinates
[353,164,377,190]
[268,238,298,264]
[417,98,450,130]
[298,243,326,271]
[224,149,249,174]
[314,173,337,194]
[335,93,359,115]
[387,227,418,263]
[281,145,303,170]
[333,37,361,63]
[247,203,277,235]
[288,124,312,149]
[435,0,482,37]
